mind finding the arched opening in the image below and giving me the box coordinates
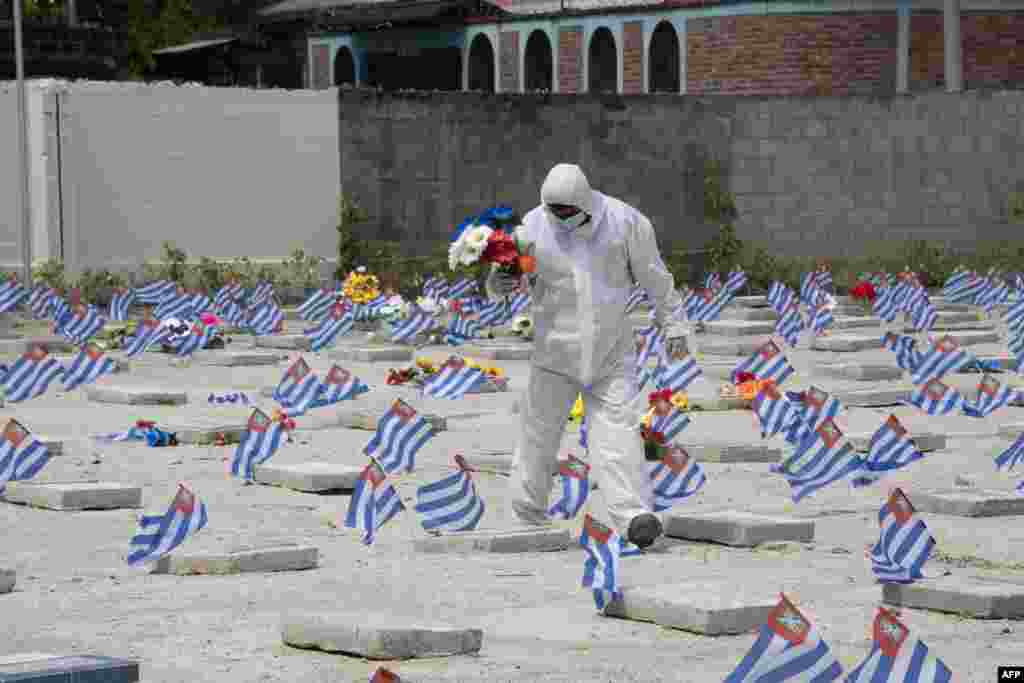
[648,21,680,93]
[588,27,617,93]
[334,46,356,86]
[467,34,495,92]
[523,30,553,92]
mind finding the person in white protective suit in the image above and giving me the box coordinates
[485,163,689,549]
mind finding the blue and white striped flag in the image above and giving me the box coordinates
[26,284,54,319]
[0,419,52,492]
[507,291,531,315]
[654,353,701,393]
[941,268,971,297]
[911,336,972,385]
[872,285,900,322]
[852,415,925,488]
[109,288,135,321]
[799,272,820,305]
[784,385,841,446]
[905,378,966,416]
[810,304,833,336]
[62,342,116,392]
[421,356,485,400]
[444,315,480,346]
[580,514,642,612]
[230,408,286,481]
[634,325,664,370]
[126,483,208,566]
[0,276,28,313]
[311,364,368,408]
[391,311,438,344]
[724,269,748,294]
[649,446,706,512]
[690,287,732,322]
[122,318,169,358]
[246,301,283,336]
[625,286,649,314]
[168,320,215,357]
[213,281,244,308]
[187,290,213,315]
[135,280,177,304]
[994,432,1024,471]
[422,276,448,299]
[648,403,690,442]
[909,301,938,333]
[364,399,435,474]
[845,608,953,683]
[3,345,64,402]
[153,287,193,321]
[733,340,795,386]
[883,332,922,372]
[248,281,274,306]
[447,278,477,299]
[969,373,1022,417]
[869,488,935,583]
[344,458,404,546]
[1005,298,1024,333]
[752,382,801,439]
[723,594,843,683]
[704,272,722,291]
[297,287,334,322]
[414,455,485,532]
[945,271,984,303]
[775,303,804,347]
[273,357,322,416]
[476,299,511,327]
[305,302,353,352]
[772,418,864,502]
[216,300,245,326]
[548,454,591,520]
[767,281,795,315]
[59,304,106,344]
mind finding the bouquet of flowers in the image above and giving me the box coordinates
[342,267,381,304]
[448,206,535,278]
[720,373,775,403]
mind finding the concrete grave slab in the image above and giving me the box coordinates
[603,582,777,636]
[664,511,814,547]
[882,575,1024,619]
[697,338,771,357]
[459,451,514,473]
[253,462,361,493]
[253,335,311,351]
[4,336,79,355]
[151,544,319,575]
[0,568,13,594]
[281,612,483,659]
[848,431,945,452]
[833,387,910,407]
[165,420,247,445]
[32,437,63,457]
[328,346,412,363]
[459,344,533,361]
[414,527,571,554]
[810,334,884,352]
[702,321,777,337]
[998,423,1024,439]
[731,296,769,308]
[689,396,753,411]
[198,351,286,367]
[719,307,778,322]
[832,316,880,331]
[86,385,188,406]
[318,408,447,433]
[685,443,781,464]
[2,481,142,511]
[816,363,902,382]
[698,361,745,381]
[0,654,140,682]
[941,329,1001,347]
[963,357,1018,372]
[909,489,1024,517]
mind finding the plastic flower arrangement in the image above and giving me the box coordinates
[415,296,444,316]
[448,206,535,277]
[342,267,381,304]
[721,373,776,402]
[463,357,504,378]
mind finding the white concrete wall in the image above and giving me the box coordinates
[0,79,341,274]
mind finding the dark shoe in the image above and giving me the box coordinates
[627,513,663,550]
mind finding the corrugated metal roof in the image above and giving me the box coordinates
[260,0,409,16]
[153,37,239,54]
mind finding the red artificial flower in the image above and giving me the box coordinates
[449,299,463,313]
[648,388,673,405]
[136,420,155,428]
[640,428,666,444]
[851,281,877,302]
[481,230,520,267]
[734,371,757,385]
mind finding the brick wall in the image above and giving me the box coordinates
[963,12,1024,87]
[558,27,582,93]
[622,21,644,94]
[500,31,520,93]
[910,12,944,90]
[686,14,898,96]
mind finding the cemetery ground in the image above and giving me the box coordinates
[1,303,1024,682]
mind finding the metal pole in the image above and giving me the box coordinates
[13,0,33,285]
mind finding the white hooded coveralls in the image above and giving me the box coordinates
[502,164,685,536]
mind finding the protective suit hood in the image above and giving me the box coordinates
[541,163,596,218]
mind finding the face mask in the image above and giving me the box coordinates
[555,212,589,231]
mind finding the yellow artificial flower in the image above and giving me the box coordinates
[640,407,654,429]
[568,393,584,421]
[670,392,689,410]
[415,358,437,373]
[486,366,503,377]
[464,358,482,370]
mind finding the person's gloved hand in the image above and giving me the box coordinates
[485,265,521,299]
[662,322,692,361]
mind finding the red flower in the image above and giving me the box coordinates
[851,282,876,302]
[640,428,665,444]
[648,389,673,405]
[734,371,757,385]
[481,230,520,267]
[449,299,463,313]
[136,420,155,428]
